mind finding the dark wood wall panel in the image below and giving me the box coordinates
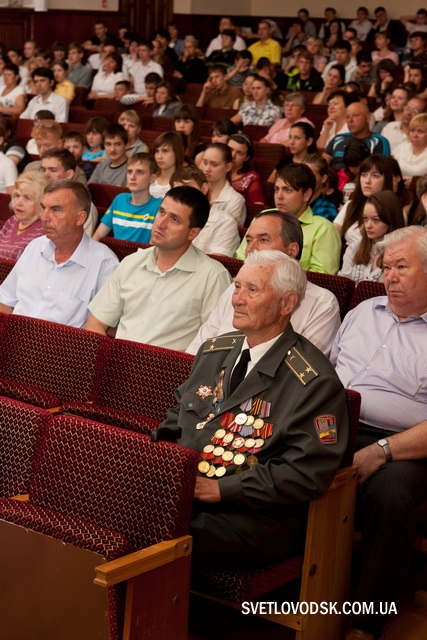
[0,10,32,50]
[32,10,127,49]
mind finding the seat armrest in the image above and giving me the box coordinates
[94,535,192,587]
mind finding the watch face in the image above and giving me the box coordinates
[378,439,386,446]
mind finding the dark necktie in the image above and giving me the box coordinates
[229,348,251,396]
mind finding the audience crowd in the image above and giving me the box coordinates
[0,9,427,640]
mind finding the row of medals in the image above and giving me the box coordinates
[197,411,271,478]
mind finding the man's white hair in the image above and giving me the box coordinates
[243,249,307,308]
[377,226,427,272]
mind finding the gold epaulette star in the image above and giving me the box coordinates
[202,334,245,353]
[284,347,319,386]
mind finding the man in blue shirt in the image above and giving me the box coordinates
[323,101,390,170]
[0,180,118,328]
[93,152,161,244]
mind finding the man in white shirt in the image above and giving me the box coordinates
[20,67,68,123]
[130,40,164,96]
[0,180,118,328]
[187,210,341,357]
[205,17,247,57]
[322,41,357,84]
[349,7,373,42]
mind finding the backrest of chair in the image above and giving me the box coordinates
[0,193,11,224]
[306,272,355,319]
[0,396,49,497]
[99,237,149,261]
[208,254,243,279]
[342,389,361,468]
[348,280,386,311]
[88,183,128,210]
[151,116,174,132]
[30,415,198,550]
[0,315,109,403]
[94,339,194,422]
[244,203,266,228]
[0,257,15,284]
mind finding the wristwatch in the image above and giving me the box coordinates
[377,438,392,463]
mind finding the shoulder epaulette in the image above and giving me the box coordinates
[202,334,245,353]
[284,346,319,386]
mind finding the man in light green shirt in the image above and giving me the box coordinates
[236,163,341,274]
[86,186,232,350]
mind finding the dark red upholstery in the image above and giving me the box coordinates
[348,280,386,311]
[62,339,194,430]
[99,236,149,261]
[209,255,243,279]
[194,390,361,604]
[88,183,129,209]
[0,314,109,408]
[0,414,198,640]
[244,203,266,227]
[0,258,15,284]
[193,556,303,602]
[0,397,49,497]
[0,193,11,224]
[306,272,356,319]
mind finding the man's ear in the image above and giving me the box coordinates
[286,241,300,259]
[65,169,75,180]
[201,182,209,196]
[76,209,88,227]
[280,290,299,317]
[188,226,201,241]
[303,188,313,204]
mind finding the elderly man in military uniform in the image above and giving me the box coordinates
[157,249,349,569]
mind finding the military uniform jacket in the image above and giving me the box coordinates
[162,326,349,510]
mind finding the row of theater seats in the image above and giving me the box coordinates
[98,235,386,319]
[0,232,386,322]
[0,310,361,640]
[0,394,197,640]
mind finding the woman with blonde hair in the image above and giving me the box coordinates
[393,112,427,180]
[0,171,49,260]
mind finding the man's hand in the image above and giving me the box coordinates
[353,443,387,484]
[194,477,221,502]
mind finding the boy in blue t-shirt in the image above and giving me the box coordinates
[92,152,161,244]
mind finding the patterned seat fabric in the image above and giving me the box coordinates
[0,314,109,407]
[86,339,194,425]
[0,378,60,409]
[348,280,386,311]
[193,555,303,602]
[209,255,243,279]
[306,272,356,319]
[61,402,160,434]
[0,499,131,560]
[30,414,198,550]
[0,414,198,640]
[0,397,49,497]
[0,498,130,640]
[99,236,150,261]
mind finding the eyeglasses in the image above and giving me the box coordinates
[404,105,420,114]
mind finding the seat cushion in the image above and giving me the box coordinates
[192,555,303,602]
[0,379,60,409]
[0,499,132,560]
[61,401,159,434]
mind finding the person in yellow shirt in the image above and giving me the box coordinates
[248,21,282,66]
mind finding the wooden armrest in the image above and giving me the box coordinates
[47,406,62,414]
[94,535,192,587]
[327,465,358,492]
[11,494,29,501]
